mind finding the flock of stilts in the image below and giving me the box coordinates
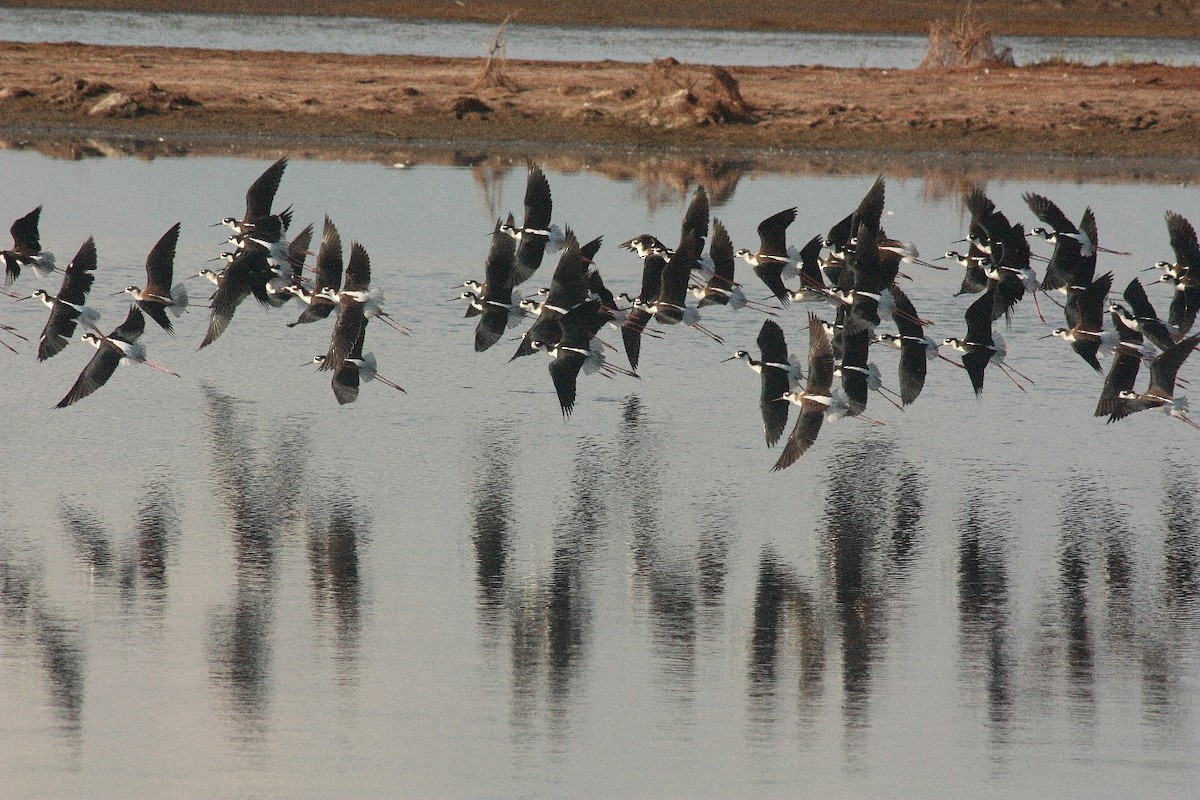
[2,158,1198,470]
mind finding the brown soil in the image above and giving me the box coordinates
[1,40,1197,175]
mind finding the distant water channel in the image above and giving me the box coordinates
[1,7,1197,68]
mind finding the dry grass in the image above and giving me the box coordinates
[920,2,1015,69]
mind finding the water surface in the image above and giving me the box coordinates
[1,7,1196,67]
[1,152,1198,798]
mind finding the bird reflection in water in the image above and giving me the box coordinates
[1161,461,1199,608]
[58,502,115,586]
[746,550,825,738]
[135,482,179,618]
[820,436,902,749]
[0,555,86,739]
[201,384,310,736]
[509,435,605,739]
[307,491,365,675]
[1143,461,1200,729]
[470,419,516,638]
[956,494,1014,743]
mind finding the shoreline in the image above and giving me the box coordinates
[2,42,1199,177]
[7,1,1200,39]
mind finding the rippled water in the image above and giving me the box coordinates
[1,151,1198,798]
[1,7,1197,67]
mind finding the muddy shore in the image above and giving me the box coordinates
[1,39,1198,178]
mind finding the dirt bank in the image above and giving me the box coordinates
[0,41,1197,173]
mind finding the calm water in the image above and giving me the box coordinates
[1,151,1199,798]
[1,7,1197,67]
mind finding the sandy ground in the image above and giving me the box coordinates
[1,40,1198,176]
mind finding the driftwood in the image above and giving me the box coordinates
[920,3,1014,69]
[471,12,520,92]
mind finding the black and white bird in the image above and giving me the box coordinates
[56,306,178,408]
[316,318,406,404]
[1025,194,1099,296]
[499,163,563,286]
[694,219,779,314]
[319,242,372,372]
[3,205,55,284]
[120,222,189,334]
[772,313,838,471]
[26,237,100,362]
[1026,191,1128,258]
[287,217,342,327]
[1043,271,1115,372]
[1110,276,1177,353]
[873,286,946,406]
[197,247,276,349]
[650,231,723,343]
[1105,333,1200,428]
[944,287,1033,395]
[725,318,803,447]
[473,216,525,352]
[736,207,798,307]
[215,156,288,234]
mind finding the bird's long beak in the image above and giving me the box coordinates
[14,294,33,302]
[720,355,739,363]
[109,290,126,296]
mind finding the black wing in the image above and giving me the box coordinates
[38,237,98,361]
[680,186,709,251]
[10,205,43,255]
[1166,211,1200,274]
[144,222,181,297]
[314,217,344,293]
[756,207,796,258]
[796,234,826,291]
[513,165,553,285]
[56,344,122,408]
[243,156,288,223]
[1023,192,1077,234]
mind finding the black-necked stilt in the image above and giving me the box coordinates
[1025,192,1129,257]
[55,306,178,408]
[1162,270,1200,337]
[23,237,99,362]
[944,286,1033,395]
[1025,197,1098,296]
[314,319,405,404]
[1111,277,1177,352]
[1105,332,1200,428]
[618,185,709,263]
[509,230,599,361]
[287,216,341,327]
[724,318,803,447]
[1149,211,1200,281]
[938,249,990,296]
[873,285,949,406]
[215,156,288,233]
[474,217,524,352]
[651,231,723,343]
[825,176,886,262]
[836,325,903,413]
[531,314,637,419]
[119,222,188,334]
[1095,305,1152,419]
[500,163,563,285]
[197,248,275,349]
[1042,271,1115,372]
[3,205,55,284]
[772,313,837,471]
[614,241,668,371]
[736,207,798,307]
[787,234,829,303]
[694,219,777,314]
[964,188,1041,325]
[319,241,372,372]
